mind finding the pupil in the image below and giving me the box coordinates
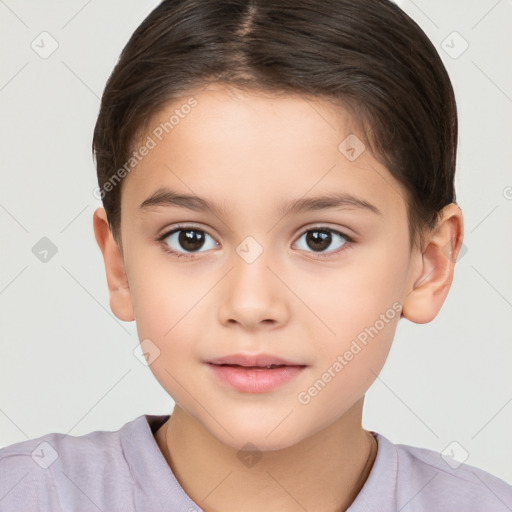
[179,229,205,251]
[306,230,331,252]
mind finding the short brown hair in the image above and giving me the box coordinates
[92,0,458,251]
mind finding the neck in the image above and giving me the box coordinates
[155,399,377,512]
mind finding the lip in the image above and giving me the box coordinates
[206,364,306,393]
[205,353,307,393]
[206,353,304,367]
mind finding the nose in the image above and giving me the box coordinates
[217,245,290,331]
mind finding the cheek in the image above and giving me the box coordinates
[130,267,208,405]
[312,242,404,305]
[296,244,406,361]
[127,254,216,374]
[128,250,210,333]
[296,306,399,418]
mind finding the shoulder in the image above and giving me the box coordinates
[383,434,512,510]
[0,415,149,512]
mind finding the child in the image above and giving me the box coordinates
[1,0,511,510]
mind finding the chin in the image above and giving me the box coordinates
[208,416,309,453]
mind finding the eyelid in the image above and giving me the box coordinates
[293,222,355,240]
[157,222,217,241]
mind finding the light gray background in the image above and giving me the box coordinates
[1,0,511,485]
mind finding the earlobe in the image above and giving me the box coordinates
[402,203,464,324]
[93,207,135,322]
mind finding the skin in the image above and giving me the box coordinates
[93,84,464,512]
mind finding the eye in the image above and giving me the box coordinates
[293,227,352,258]
[158,225,219,258]
[157,224,353,260]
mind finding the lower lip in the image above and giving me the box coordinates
[206,363,306,393]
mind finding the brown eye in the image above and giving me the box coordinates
[294,227,351,256]
[160,226,219,255]
[177,229,206,251]
[305,230,332,252]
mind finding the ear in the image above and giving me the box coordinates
[402,203,464,324]
[93,207,135,322]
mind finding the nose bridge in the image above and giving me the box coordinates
[218,234,289,328]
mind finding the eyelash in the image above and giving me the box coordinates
[156,224,354,260]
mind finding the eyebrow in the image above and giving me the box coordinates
[138,187,383,217]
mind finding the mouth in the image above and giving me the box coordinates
[206,353,306,368]
[205,354,307,393]
[208,363,300,370]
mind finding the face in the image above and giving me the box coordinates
[114,85,418,450]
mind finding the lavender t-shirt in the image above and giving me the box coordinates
[1,414,511,511]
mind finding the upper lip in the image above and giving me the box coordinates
[206,353,306,367]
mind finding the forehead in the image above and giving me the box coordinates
[122,85,407,222]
